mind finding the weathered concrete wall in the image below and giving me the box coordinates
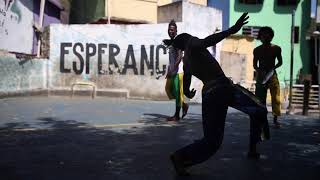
[49,23,181,100]
[0,53,47,97]
[220,51,247,83]
[107,0,158,23]
[158,1,182,23]
[221,35,255,82]
[49,2,222,102]
[181,2,222,62]
[0,2,222,101]
[188,0,207,6]
[0,0,34,54]
[180,2,222,102]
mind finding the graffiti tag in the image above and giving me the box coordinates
[60,42,168,77]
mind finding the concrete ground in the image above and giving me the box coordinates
[0,97,319,180]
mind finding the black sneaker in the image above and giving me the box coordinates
[170,153,190,176]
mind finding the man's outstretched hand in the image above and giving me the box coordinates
[186,88,196,99]
[231,12,249,34]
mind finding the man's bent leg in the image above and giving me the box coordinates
[230,84,270,158]
[172,86,230,169]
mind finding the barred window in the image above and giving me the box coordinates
[277,0,300,6]
[294,26,299,44]
[242,26,261,38]
[239,0,263,4]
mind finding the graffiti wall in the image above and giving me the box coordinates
[0,54,47,97]
[49,3,222,100]
[49,24,174,99]
[0,0,34,54]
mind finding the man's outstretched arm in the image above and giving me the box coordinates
[183,73,196,99]
[253,49,259,70]
[192,12,249,49]
[275,47,283,69]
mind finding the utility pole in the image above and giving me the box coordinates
[107,0,111,24]
[314,31,320,115]
[37,0,46,57]
[287,9,295,114]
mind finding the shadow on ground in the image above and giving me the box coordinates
[0,114,319,180]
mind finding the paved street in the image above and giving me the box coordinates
[0,97,319,180]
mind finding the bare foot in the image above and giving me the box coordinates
[182,103,189,119]
[274,122,281,128]
[167,116,179,122]
[170,153,190,176]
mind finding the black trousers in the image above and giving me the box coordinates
[175,76,269,167]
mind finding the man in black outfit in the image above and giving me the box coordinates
[164,13,270,176]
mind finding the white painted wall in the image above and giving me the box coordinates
[0,54,47,96]
[181,2,222,102]
[50,23,172,99]
[49,2,222,101]
[0,0,34,54]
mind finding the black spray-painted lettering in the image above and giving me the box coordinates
[108,44,120,74]
[121,45,138,75]
[0,8,6,17]
[140,45,154,75]
[98,44,108,74]
[156,45,167,76]
[60,43,72,73]
[73,43,84,74]
[85,43,96,74]
[59,43,167,76]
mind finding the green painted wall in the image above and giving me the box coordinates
[229,0,311,84]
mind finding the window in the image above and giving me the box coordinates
[277,0,300,6]
[242,26,261,38]
[239,0,263,4]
